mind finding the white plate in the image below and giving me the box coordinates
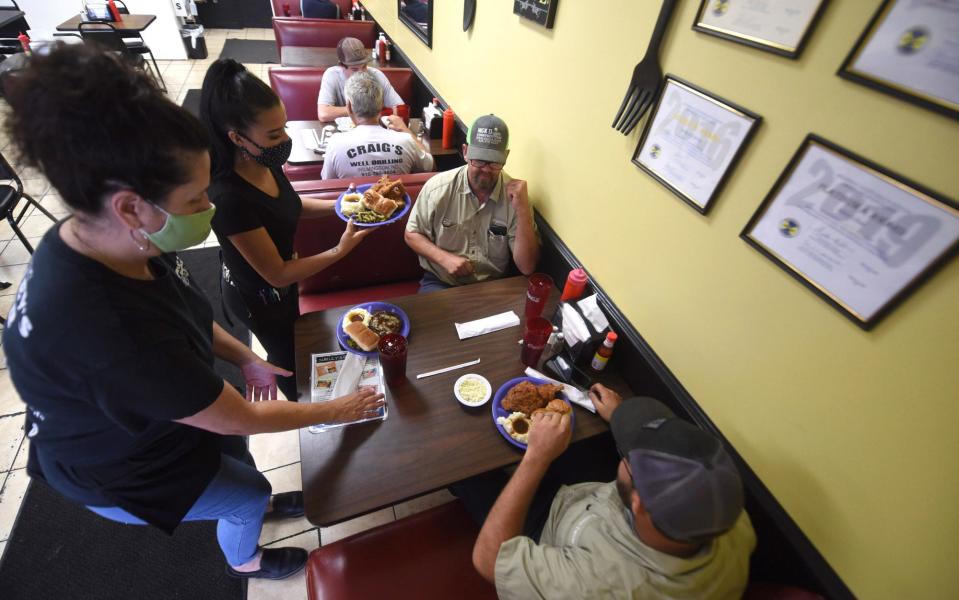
[335,116,355,132]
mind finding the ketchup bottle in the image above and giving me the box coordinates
[17,32,30,54]
[107,0,122,21]
[560,268,588,302]
[591,332,617,372]
[442,106,455,150]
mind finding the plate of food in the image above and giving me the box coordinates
[492,377,575,450]
[335,175,412,227]
[336,301,411,357]
[334,116,355,132]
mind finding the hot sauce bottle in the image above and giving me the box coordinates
[591,332,617,371]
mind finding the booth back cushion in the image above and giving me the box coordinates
[272,17,376,51]
[291,172,436,296]
[270,67,416,121]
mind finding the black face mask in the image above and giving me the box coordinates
[237,132,293,169]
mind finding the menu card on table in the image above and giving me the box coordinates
[309,351,387,433]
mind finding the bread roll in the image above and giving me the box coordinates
[344,321,380,352]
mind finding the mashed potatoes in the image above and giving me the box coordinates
[497,412,531,444]
[342,308,371,329]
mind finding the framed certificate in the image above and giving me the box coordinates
[839,0,959,120]
[693,0,830,58]
[514,0,558,29]
[741,135,959,329]
[632,76,762,215]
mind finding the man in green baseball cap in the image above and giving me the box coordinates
[405,113,540,292]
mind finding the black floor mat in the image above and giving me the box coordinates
[218,39,279,64]
[0,481,246,600]
[181,88,202,118]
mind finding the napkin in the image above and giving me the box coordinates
[560,303,590,346]
[330,352,364,398]
[300,129,322,152]
[455,310,520,340]
[524,367,596,413]
[577,294,610,332]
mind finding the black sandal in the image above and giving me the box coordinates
[265,491,305,520]
[226,547,308,580]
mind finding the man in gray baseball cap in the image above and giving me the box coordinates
[406,113,540,292]
[316,37,406,122]
[470,385,756,599]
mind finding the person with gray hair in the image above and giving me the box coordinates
[321,71,433,180]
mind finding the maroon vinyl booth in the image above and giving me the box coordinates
[271,66,417,181]
[290,173,434,313]
[304,499,826,600]
[272,17,376,51]
[306,502,497,600]
[271,0,353,17]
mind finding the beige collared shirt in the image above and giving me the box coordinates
[406,165,534,286]
[495,481,756,600]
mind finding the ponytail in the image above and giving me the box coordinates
[198,59,280,177]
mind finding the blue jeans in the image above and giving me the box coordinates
[418,271,454,294]
[87,453,272,567]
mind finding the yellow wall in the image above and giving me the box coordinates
[369,1,959,597]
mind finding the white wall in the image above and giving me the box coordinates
[18,0,187,59]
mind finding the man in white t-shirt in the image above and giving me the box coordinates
[321,70,433,180]
[316,37,405,122]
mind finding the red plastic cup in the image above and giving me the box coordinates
[380,107,394,117]
[521,317,552,368]
[524,273,553,320]
[395,104,410,125]
[378,333,407,385]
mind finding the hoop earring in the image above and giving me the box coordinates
[130,229,151,253]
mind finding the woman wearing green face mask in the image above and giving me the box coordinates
[199,59,371,402]
[1,45,384,581]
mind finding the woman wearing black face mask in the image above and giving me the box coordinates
[200,59,371,401]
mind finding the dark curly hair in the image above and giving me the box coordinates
[198,59,280,177]
[2,43,209,215]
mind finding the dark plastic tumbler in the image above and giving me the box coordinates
[521,317,552,368]
[524,273,553,319]
[378,333,407,385]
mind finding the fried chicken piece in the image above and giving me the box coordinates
[503,381,563,415]
[537,384,564,405]
[502,381,547,415]
[369,175,406,203]
[381,180,406,203]
[546,398,571,415]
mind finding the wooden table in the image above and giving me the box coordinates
[287,119,459,166]
[281,46,392,68]
[295,277,628,526]
[56,14,157,34]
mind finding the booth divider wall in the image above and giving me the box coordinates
[361,1,959,599]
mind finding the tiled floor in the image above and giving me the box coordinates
[0,28,456,600]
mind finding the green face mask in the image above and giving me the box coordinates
[140,202,216,253]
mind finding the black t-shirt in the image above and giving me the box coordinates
[209,168,303,293]
[2,224,225,533]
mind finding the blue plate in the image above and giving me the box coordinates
[491,377,575,451]
[336,301,411,357]
[335,183,412,228]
